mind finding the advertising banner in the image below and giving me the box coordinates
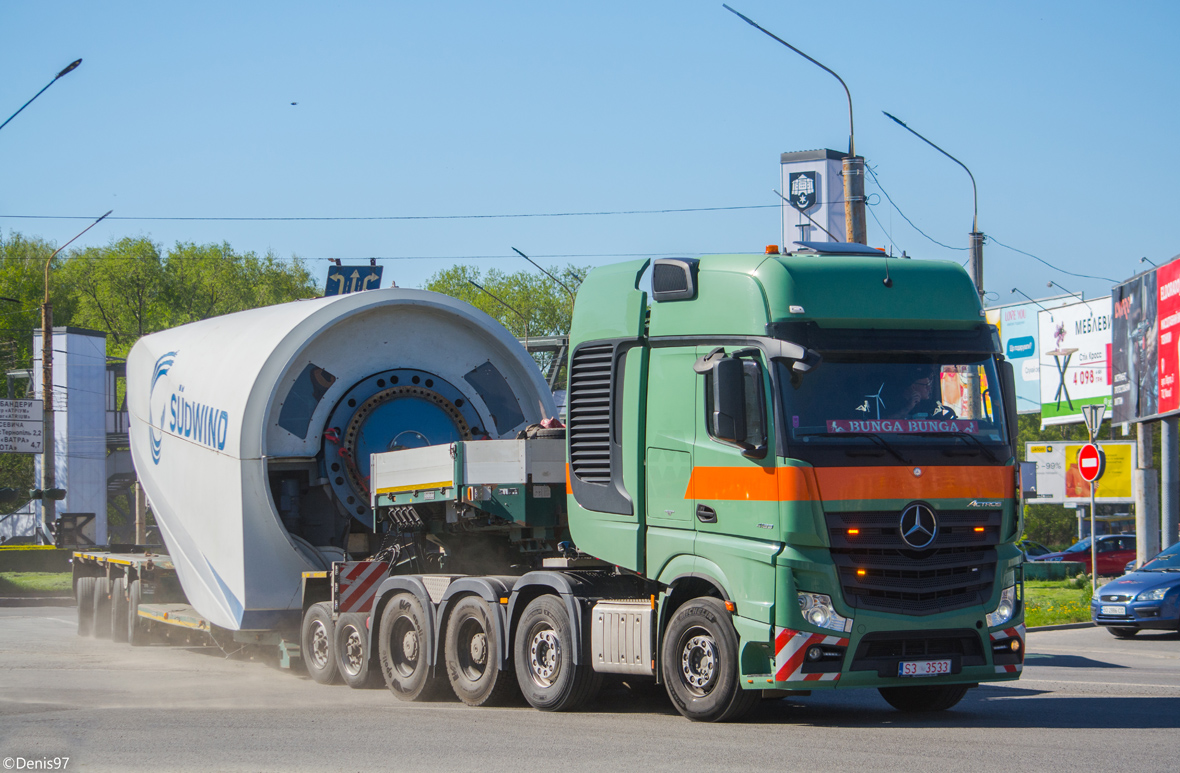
[1110,255,1180,423]
[986,297,1076,414]
[1025,441,1135,504]
[1037,297,1113,426]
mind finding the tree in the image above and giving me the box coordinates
[425,264,586,384]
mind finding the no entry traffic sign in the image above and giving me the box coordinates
[1078,443,1105,483]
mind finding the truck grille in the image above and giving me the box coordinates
[567,344,614,484]
[825,508,1001,616]
[850,629,985,676]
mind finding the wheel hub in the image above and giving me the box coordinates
[469,631,487,665]
[343,627,365,675]
[529,628,561,686]
[401,629,419,662]
[681,633,718,694]
[310,620,331,669]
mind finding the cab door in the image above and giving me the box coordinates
[645,347,698,574]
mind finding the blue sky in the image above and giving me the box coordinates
[2,1,1176,302]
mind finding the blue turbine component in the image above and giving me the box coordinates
[322,369,485,525]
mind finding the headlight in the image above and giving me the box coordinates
[987,585,1018,628]
[1137,586,1169,602]
[797,592,850,633]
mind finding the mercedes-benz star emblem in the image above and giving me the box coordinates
[899,504,938,550]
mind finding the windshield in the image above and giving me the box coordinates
[1142,541,1180,571]
[778,354,1008,448]
[1065,537,1091,552]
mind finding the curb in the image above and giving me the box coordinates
[0,596,76,608]
[1027,621,1095,632]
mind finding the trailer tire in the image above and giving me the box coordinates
[301,602,341,685]
[444,595,519,706]
[335,612,381,689]
[514,594,600,711]
[878,684,970,712]
[75,577,96,637]
[92,577,112,639]
[127,578,148,646]
[378,592,447,701]
[661,597,757,722]
[110,577,129,643]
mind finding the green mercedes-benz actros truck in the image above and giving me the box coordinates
[359,241,1027,722]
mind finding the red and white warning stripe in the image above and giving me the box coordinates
[990,623,1026,674]
[774,627,849,683]
[335,560,389,614]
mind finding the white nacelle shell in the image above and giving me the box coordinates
[127,289,555,630]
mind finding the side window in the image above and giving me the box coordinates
[703,353,767,450]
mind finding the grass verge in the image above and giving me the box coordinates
[1024,579,1094,627]
[0,571,72,596]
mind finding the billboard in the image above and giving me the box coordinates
[1038,296,1113,426]
[985,296,1077,414]
[1112,255,1180,423]
[1026,441,1136,504]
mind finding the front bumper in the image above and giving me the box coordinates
[1091,597,1180,631]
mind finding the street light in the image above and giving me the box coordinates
[0,59,82,134]
[882,111,983,301]
[723,5,867,244]
[39,210,112,540]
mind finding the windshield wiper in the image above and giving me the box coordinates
[899,431,1001,463]
[804,431,910,464]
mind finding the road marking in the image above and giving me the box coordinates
[1015,678,1180,690]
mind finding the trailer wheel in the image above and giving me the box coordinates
[378,592,447,701]
[127,579,148,646]
[878,684,970,712]
[92,577,112,639]
[110,577,129,643]
[75,577,96,637]
[661,597,757,722]
[334,612,381,689]
[444,595,519,706]
[514,594,600,711]
[301,602,341,685]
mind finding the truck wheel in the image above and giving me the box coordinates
[92,577,112,639]
[444,595,519,706]
[514,594,600,711]
[127,578,148,646]
[378,592,447,701]
[879,684,970,712]
[661,597,758,722]
[1108,627,1138,639]
[75,577,96,637]
[334,612,381,689]
[301,602,341,685]
[110,577,129,643]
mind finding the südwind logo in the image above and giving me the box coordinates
[148,351,177,465]
[148,351,230,464]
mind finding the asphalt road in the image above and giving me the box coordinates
[1,607,1178,773]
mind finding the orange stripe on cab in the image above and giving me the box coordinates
[686,465,1012,502]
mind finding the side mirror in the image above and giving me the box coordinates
[998,359,1018,446]
[711,356,748,447]
[1019,461,1037,498]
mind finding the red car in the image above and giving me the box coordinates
[1031,534,1137,576]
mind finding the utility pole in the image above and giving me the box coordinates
[39,211,112,540]
[1134,422,1160,568]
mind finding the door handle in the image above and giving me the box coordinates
[696,505,717,524]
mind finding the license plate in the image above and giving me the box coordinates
[898,659,951,677]
[1101,605,1126,616]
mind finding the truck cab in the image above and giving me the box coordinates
[564,243,1023,716]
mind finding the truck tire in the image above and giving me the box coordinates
[878,684,970,712]
[514,594,600,711]
[301,602,341,685]
[127,578,148,646]
[334,612,382,689]
[110,577,129,644]
[1107,627,1138,639]
[444,595,520,706]
[661,597,758,722]
[92,577,112,639]
[378,592,447,701]
[75,577,96,637]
